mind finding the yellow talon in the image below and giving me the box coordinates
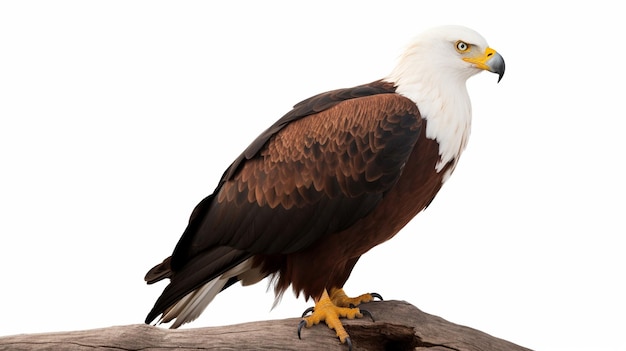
[329,288,376,307]
[300,288,379,344]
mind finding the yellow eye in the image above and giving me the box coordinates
[456,40,470,52]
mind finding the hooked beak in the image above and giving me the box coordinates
[463,47,505,83]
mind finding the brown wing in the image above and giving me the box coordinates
[145,81,422,324]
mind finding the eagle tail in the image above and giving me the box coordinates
[160,276,228,328]
[144,256,172,284]
[149,257,265,328]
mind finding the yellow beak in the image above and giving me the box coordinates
[463,47,505,82]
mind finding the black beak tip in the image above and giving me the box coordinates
[496,59,505,83]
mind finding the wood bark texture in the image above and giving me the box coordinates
[0,300,532,351]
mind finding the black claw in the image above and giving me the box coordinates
[301,306,314,317]
[346,337,353,351]
[370,292,383,301]
[297,320,307,340]
[360,308,375,322]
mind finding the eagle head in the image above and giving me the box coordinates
[421,25,505,82]
[385,25,505,176]
[389,25,505,88]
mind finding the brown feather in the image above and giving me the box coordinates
[261,118,452,299]
[145,80,440,323]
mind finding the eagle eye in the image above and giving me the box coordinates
[455,40,470,53]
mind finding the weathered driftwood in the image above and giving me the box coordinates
[0,300,532,350]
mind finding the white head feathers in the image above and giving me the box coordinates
[385,25,494,176]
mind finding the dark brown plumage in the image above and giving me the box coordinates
[144,79,448,324]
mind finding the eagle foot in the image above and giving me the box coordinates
[360,308,375,322]
[298,288,379,349]
[300,290,381,316]
[329,288,383,307]
[301,306,315,317]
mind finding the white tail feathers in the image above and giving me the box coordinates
[160,258,258,328]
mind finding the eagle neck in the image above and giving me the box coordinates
[385,64,472,179]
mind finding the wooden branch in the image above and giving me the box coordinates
[0,300,532,350]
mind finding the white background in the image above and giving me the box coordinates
[1,2,624,350]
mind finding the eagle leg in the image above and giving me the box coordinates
[298,288,382,348]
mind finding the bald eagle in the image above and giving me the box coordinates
[145,25,505,347]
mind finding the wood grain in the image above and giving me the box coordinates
[0,300,532,351]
